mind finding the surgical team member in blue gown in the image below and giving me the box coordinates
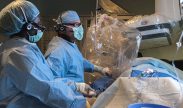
[0,1,87,108]
[45,10,112,85]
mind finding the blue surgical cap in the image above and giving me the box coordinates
[0,0,40,36]
[57,10,80,24]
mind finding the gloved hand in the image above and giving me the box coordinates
[101,67,112,77]
[76,83,96,97]
[94,65,112,77]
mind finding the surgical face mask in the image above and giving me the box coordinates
[28,30,43,43]
[72,25,84,40]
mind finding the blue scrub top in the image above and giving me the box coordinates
[0,38,85,108]
[45,36,94,83]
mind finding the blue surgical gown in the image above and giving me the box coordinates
[120,57,182,81]
[0,38,85,108]
[45,36,94,82]
[131,57,178,78]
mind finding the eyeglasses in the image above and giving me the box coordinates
[32,22,46,31]
[63,23,82,27]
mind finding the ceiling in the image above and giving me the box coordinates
[0,0,155,17]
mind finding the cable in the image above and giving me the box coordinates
[171,31,183,107]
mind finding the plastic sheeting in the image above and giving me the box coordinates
[125,14,175,28]
[92,57,183,108]
[125,14,175,49]
[99,0,128,15]
[92,77,183,108]
[83,14,141,78]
